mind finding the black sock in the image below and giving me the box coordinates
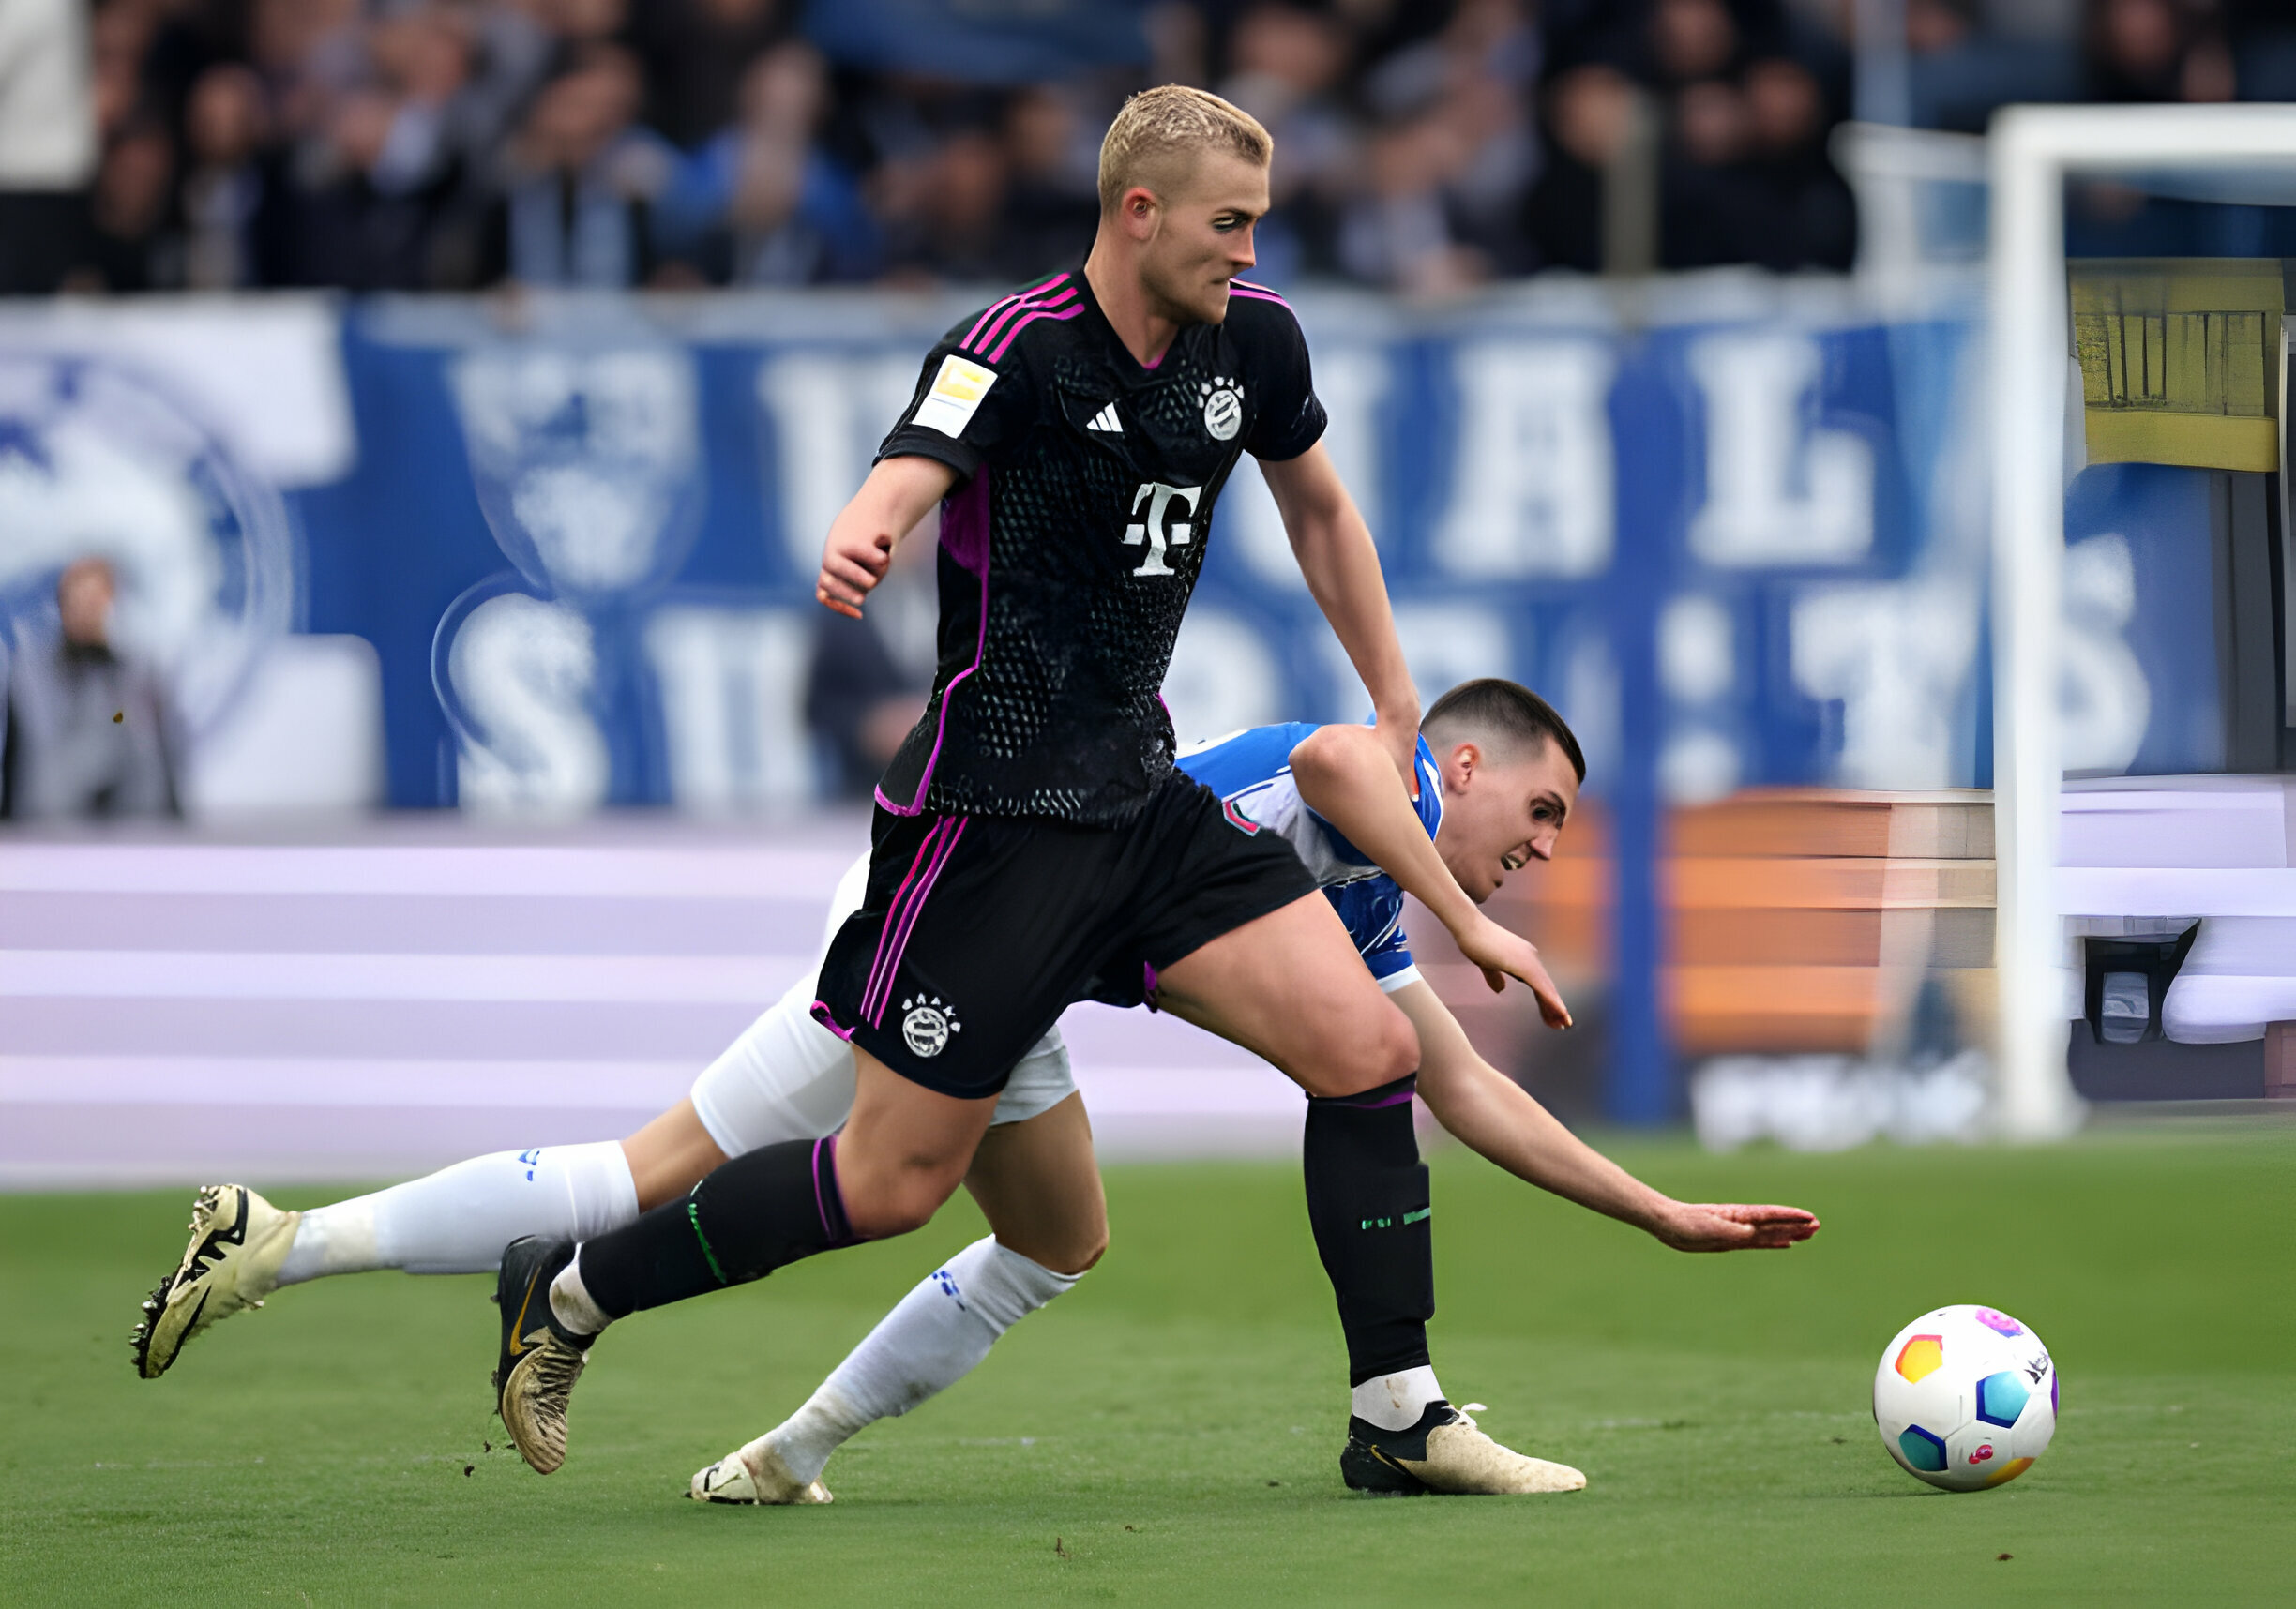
[578,1136,857,1319]
[1303,1073,1434,1387]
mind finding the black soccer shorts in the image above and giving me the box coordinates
[810,772,1318,1099]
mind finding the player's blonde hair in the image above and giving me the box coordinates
[1096,84,1272,215]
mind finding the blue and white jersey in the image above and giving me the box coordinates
[1176,722,1442,993]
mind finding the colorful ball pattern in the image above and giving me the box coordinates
[1872,1305,2056,1491]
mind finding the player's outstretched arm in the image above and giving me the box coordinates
[1397,983,1820,1253]
[1290,722,1571,1026]
[1259,444,1419,785]
[815,455,957,619]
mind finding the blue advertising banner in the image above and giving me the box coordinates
[15,286,2214,1120]
[282,292,1994,829]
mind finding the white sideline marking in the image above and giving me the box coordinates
[0,951,807,1003]
[0,1056,699,1107]
[0,845,857,899]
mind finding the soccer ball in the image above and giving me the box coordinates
[1872,1305,2056,1491]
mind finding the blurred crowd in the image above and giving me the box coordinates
[1,0,2291,301]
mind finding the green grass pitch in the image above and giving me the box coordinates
[4,1120,2289,1606]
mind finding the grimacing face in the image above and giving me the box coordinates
[1125,149,1270,327]
[1431,735,1581,904]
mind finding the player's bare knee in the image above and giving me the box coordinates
[842,1153,966,1239]
[1372,1002,1419,1083]
[1056,1221,1110,1275]
[1302,1000,1418,1096]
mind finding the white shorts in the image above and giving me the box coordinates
[687,851,1078,1159]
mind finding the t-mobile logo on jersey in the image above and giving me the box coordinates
[1124,481,1203,577]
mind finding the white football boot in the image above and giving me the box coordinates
[689,1436,833,1505]
[1341,1402,1586,1496]
[132,1184,302,1378]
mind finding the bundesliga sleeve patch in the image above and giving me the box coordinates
[913,354,1000,439]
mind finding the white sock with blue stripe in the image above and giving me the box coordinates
[274,1141,639,1285]
[754,1234,1080,1484]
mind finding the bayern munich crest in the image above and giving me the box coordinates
[1200,376,1243,441]
[0,353,295,736]
[900,995,961,1058]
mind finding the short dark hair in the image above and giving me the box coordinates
[1421,678,1586,783]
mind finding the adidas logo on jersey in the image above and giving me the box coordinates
[1087,402,1123,434]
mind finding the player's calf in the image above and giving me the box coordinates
[491,1136,865,1471]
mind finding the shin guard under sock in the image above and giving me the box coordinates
[577,1136,856,1319]
[1304,1073,1435,1387]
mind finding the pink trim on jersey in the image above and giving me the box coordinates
[1331,1086,1418,1109]
[860,820,946,1015]
[938,455,991,577]
[972,283,1077,356]
[865,817,969,1026]
[810,1135,842,1243]
[960,273,1067,352]
[986,303,1083,363]
[878,470,991,816]
[1229,278,1292,308]
[809,1000,857,1043]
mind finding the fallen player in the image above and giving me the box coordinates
[684,684,1820,1505]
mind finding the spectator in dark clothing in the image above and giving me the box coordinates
[485,43,677,288]
[873,123,1012,283]
[654,42,880,285]
[1734,55,1852,270]
[178,63,286,290]
[1525,62,1636,272]
[996,85,1100,282]
[2086,0,2233,104]
[629,0,791,150]
[1218,2,1357,279]
[1659,72,1752,269]
[1,558,182,821]
[73,120,178,292]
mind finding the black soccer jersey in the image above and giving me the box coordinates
[871,268,1327,825]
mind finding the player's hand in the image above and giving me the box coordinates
[1652,1202,1822,1253]
[1452,913,1572,1029]
[817,517,896,619]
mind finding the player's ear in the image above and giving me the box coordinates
[1121,185,1159,238]
[1443,740,1481,792]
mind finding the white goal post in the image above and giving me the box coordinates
[1988,105,2296,1140]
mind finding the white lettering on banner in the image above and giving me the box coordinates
[1125,481,1202,576]
[757,353,920,578]
[1686,333,1873,567]
[1660,727,1742,804]
[1223,347,1389,588]
[1659,594,1736,705]
[448,348,699,595]
[1556,627,1621,786]
[643,606,815,811]
[2057,534,2151,774]
[450,594,609,815]
[1658,594,1743,803]
[1320,603,1512,723]
[1163,609,1282,746]
[1790,580,1978,789]
[1434,341,1615,579]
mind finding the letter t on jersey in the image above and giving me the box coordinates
[1124,482,1203,577]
